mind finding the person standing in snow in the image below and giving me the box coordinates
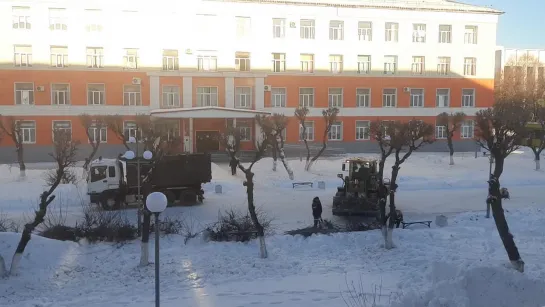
[229,156,238,175]
[312,196,323,228]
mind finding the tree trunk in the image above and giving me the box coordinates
[490,156,524,272]
[534,150,540,171]
[378,158,386,181]
[303,139,311,170]
[448,136,455,165]
[278,147,294,180]
[17,144,26,178]
[385,165,400,250]
[245,171,268,258]
[0,255,6,277]
[139,209,151,266]
[84,143,100,169]
[379,198,388,246]
[271,142,278,171]
[307,140,327,171]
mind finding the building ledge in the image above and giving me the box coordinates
[150,106,271,118]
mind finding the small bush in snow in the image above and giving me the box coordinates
[149,214,202,244]
[205,209,272,242]
[344,219,382,232]
[41,225,78,241]
[0,213,18,232]
[76,207,137,243]
[44,168,78,185]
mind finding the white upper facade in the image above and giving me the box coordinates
[0,0,501,79]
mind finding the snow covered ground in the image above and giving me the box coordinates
[1,151,545,307]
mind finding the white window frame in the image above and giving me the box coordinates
[299,121,314,141]
[87,83,105,105]
[235,87,252,108]
[382,88,397,107]
[413,24,426,43]
[197,54,218,72]
[271,87,286,107]
[162,85,180,108]
[50,46,68,68]
[461,120,474,139]
[123,85,141,106]
[12,6,31,30]
[329,20,344,40]
[238,126,252,141]
[328,88,343,108]
[272,18,286,38]
[84,9,103,32]
[384,55,397,74]
[235,16,251,39]
[436,88,450,107]
[412,56,424,74]
[162,50,179,71]
[123,121,140,141]
[355,120,370,140]
[52,120,72,141]
[88,122,107,143]
[329,55,343,73]
[14,82,34,105]
[235,52,250,72]
[86,47,104,68]
[299,88,314,107]
[358,21,372,41]
[51,83,70,105]
[435,125,447,139]
[462,89,475,107]
[439,25,452,43]
[385,22,398,42]
[410,88,424,107]
[358,55,371,74]
[272,53,286,72]
[328,122,343,141]
[300,54,314,73]
[356,88,371,107]
[437,57,451,75]
[17,120,36,144]
[300,19,315,39]
[464,57,477,76]
[14,45,32,67]
[196,87,218,107]
[49,8,67,31]
[464,26,478,44]
[124,48,138,69]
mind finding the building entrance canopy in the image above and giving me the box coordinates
[150,106,270,119]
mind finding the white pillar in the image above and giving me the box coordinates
[149,76,160,109]
[233,118,237,127]
[189,118,194,153]
[225,77,235,108]
[254,77,265,110]
[183,77,192,108]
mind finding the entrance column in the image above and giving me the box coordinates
[188,118,194,153]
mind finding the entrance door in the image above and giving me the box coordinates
[196,131,220,152]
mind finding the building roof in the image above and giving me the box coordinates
[206,0,504,14]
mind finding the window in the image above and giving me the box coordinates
[439,25,452,43]
[410,89,424,107]
[461,120,474,138]
[87,84,105,105]
[300,54,314,73]
[358,21,372,41]
[18,121,36,144]
[462,89,475,107]
[328,122,343,141]
[197,53,217,71]
[464,57,476,76]
[14,83,34,105]
[86,47,104,68]
[12,6,31,29]
[382,88,397,107]
[155,120,180,140]
[84,9,103,32]
[412,56,424,74]
[329,55,343,73]
[437,57,451,75]
[356,88,371,107]
[123,121,140,141]
[90,166,107,182]
[235,87,252,108]
[123,85,141,106]
[50,46,67,67]
[413,24,426,43]
[14,45,32,67]
[271,88,286,107]
[384,55,397,74]
[300,19,315,39]
[272,18,285,38]
[162,49,179,71]
[197,87,218,107]
[88,121,107,143]
[464,26,478,44]
[299,121,314,141]
[108,166,116,178]
[124,48,138,69]
[235,16,251,39]
[49,8,67,31]
[356,121,370,140]
[52,121,72,141]
[235,52,250,71]
[238,126,252,141]
[385,22,398,42]
[272,53,286,72]
[357,55,371,74]
[299,88,314,107]
[329,20,344,40]
[162,85,180,108]
[51,83,70,105]
[436,89,450,107]
[328,88,343,108]
[435,125,447,139]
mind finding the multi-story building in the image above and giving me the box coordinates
[0,0,502,161]
[495,47,545,79]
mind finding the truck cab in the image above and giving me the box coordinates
[87,157,126,209]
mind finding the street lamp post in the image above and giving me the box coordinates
[146,192,168,307]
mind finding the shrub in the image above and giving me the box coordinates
[205,208,273,242]
[76,207,137,243]
[149,214,203,244]
[0,213,18,232]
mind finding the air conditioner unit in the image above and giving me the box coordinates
[36,86,45,92]
[185,49,193,55]
[289,21,296,28]
[403,87,411,93]
[132,78,141,85]
[263,85,272,91]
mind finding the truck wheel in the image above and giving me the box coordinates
[162,190,176,206]
[100,193,120,211]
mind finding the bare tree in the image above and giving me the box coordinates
[369,120,394,181]
[383,120,434,249]
[222,128,270,258]
[294,107,312,169]
[80,114,106,169]
[0,129,78,277]
[475,99,531,273]
[104,114,130,150]
[0,115,26,178]
[526,102,545,170]
[255,114,294,180]
[306,107,340,171]
[436,112,466,165]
